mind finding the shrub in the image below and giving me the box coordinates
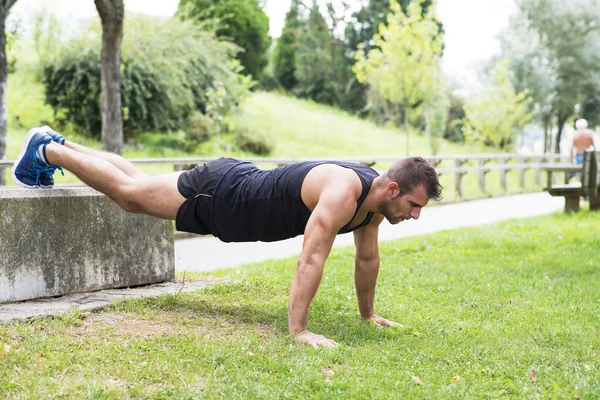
[42,51,103,136]
[186,112,216,146]
[40,15,253,139]
[234,127,274,155]
[259,72,281,92]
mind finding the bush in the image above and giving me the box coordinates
[235,127,274,155]
[259,72,281,92]
[40,15,253,139]
[186,112,216,146]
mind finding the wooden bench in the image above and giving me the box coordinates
[544,150,600,213]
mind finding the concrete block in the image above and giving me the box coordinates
[0,187,175,303]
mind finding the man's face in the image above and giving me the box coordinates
[380,184,429,225]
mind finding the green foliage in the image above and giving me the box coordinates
[424,76,449,155]
[185,112,216,146]
[42,50,102,135]
[501,0,600,152]
[234,126,274,155]
[579,88,600,128]
[345,0,440,54]
[272,0,302,91]
[463,59,533,150]
[5,21,19,74]
[259,41,282,92]
[258,71,281,92]
[353,0,444,155]
[178,0,271,81]
[342,0,442,116]
[40,15,251,139]
[445,91,466,143]
[33,14,62,73]
[293,5,339,105]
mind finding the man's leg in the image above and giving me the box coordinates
[45,142,186,220]
[42,125,146,179]
[62,141,147,179]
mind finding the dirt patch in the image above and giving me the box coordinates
[68,312,279,342]
[70,313,180,339]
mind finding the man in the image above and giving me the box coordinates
[12,126,442,348]
[571,118,596,165]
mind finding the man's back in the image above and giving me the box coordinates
[571,119,596,164]
[573,129,595,153]
[211,160,378,242]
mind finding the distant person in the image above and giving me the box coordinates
[571,118,596,165]
[12,126,443,348]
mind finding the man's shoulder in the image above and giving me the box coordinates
[301,164,364,211]
[318,164,364,192]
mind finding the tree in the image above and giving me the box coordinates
[501,0,600,153]
[345,0,437,53]
[353,0,443,155]
[499,11,556,153]
[341,0,442,116]
[95,0,124,154]
[463,59,533,150]
[178,0,270,81]
[444,91,466,143]
[273,0,303,90]
[294,4,339,104]
[0,0,17,186]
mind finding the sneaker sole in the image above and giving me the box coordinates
[11,128,53,189]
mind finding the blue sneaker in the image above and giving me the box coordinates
[12,128,64,189]
[40,125,66,145]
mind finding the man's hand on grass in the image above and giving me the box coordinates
[365,314,404,328]
[295,330,338,349]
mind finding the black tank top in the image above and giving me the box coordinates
[211,161,379,242]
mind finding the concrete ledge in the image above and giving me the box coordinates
[0,280,215,323]
[0,187,175,303]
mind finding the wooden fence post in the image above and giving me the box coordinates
[519,156,528,190]
[478,158,489,194]
[455,158,466,199]
[499,157,509,192]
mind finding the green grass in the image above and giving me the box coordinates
[2,211,600,398]
[228,92,486,158]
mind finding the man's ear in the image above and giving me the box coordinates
[387,181,400,199]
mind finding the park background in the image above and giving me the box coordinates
[1,0,600,398]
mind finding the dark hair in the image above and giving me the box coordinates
[383,157,443,201]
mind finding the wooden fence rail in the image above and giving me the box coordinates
[0,153,569,199]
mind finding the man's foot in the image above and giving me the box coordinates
[12,128,63,189]
[40,125,66,145]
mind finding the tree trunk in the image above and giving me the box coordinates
[0,0,17,186]
[403,104,410,156]
[95,0,124,154]
[543,114,551,154]
[554,113,569,154]
[0,8,7,186]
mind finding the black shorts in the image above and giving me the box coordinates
[175,158,240,235]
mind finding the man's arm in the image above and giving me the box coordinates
[353,220,381,319]
[353,217,403,328]
[289,185,357,348]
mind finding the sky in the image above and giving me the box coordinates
[8,0,516,86]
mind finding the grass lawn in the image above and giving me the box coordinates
[2,211,599,398]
